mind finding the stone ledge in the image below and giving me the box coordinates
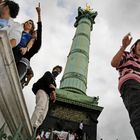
[0,30,32,139]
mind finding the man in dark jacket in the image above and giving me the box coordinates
[31,65,62,131]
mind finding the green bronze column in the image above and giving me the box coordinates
[60,7,97,95]
[42,7,103,140]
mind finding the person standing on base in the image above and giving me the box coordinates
[111,33,140,140]
[78,120,83,140]
[31,65,62,131]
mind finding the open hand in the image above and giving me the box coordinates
[50,91,56,103]
[122,33,132,48]
[20,47,27,55]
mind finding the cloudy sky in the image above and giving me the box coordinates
[13,0,140,139]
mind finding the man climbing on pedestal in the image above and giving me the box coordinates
[31,65,62,139]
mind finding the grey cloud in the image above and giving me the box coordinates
[98,0,140,32]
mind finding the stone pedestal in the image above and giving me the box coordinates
[40,89,102,140]
[0,30,32,139]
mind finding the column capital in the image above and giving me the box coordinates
[74,7,98,30]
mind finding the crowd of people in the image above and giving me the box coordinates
[37,124,85,140]
[39,129,76,140]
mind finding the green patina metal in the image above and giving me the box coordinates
[57,7,102,112]
[60,7,97,95]
[68,48,89,59]
[61,72,87,90]
[56,89,102,111]
[74,7,98,30]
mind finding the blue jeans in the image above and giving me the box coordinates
[120,79,140,140]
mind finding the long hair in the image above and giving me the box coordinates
[130,39,140,54]
[23,19,35,34]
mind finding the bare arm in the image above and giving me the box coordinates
[50,90,56,103]
[26,38,35,50]
[19,38,35,55]
[111,33,132,68]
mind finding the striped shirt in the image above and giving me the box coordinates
[116,51,140,91]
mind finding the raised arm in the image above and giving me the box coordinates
[111,33,132,68]
[36,2,41,22]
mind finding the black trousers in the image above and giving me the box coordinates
[12,47,22,64]
[120,79,140,140]
[13,48,29,81]
[17,58,30,81]
[17,62,27,80]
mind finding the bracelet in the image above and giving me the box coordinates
[26,46,29,52]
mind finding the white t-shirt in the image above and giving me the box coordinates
[59,131,68,140]
[0,18,23,46]
[53,130,68,140]
[79,122,83,130]
[69,134,75,140]
[40,130,45,137]
[45,131,51,139]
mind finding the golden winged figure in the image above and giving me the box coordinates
[85,3,93,12]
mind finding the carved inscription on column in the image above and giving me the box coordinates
[50,105,90,125]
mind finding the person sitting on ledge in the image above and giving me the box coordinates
[12,19,35,66]
[17,3,42,82]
